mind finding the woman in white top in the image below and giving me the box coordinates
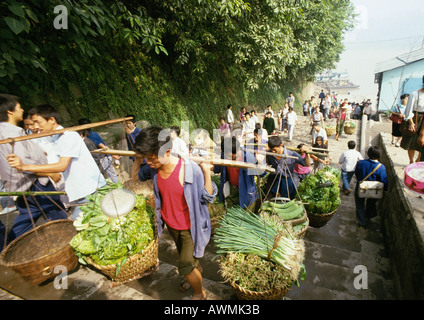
[400,76,424,163]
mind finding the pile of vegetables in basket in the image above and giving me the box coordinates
[260,200,308,237]
[296,166,341,214]
[260,200,304,221]
[69,182,155,272]
[344,121,356,129]
[215,206,306,293]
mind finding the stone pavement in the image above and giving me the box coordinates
[0,112,396,300]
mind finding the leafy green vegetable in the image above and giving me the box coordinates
[296,167,341,214]
[69,182,155,272]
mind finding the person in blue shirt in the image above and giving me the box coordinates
[78,118,119,183]
[354,146,388,228]
[213,136,262,210]
[265,136,310,200]
[133,126,217,300]
[123,115,142,154]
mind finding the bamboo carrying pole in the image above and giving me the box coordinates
[91,148,276,173]
[0,191,66,196]
[0,117,134,145]
[243,143,328,157]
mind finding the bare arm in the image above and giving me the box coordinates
[199,162,214,195]
[7,154,72,173]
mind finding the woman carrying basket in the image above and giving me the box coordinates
[400,76,424,163]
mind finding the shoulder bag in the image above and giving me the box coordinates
[358,163,384,199]
[389,106,403,124]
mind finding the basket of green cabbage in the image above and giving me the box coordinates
[69,182,158,284]
[296,167,341,228]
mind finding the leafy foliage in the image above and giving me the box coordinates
[1,0,355,130]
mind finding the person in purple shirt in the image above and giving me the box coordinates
[354,146,388,228]
[133,126,217,300]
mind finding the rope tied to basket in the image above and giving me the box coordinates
[267,232,283,261]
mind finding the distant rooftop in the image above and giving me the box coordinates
[375,47,424,74]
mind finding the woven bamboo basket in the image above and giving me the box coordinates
[230,281,289,300]
[293,218,309,239]
[343,126,356,135]
[210,216,222,235]
[325,127,336,137]
[0,220,78,286]
[86,235,159,285]
[307,208,337,228]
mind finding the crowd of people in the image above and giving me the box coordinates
[3,78,423,298]
[219,91,390,230]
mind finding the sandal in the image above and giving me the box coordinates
[179,279,191,292]
[179,265,203,292]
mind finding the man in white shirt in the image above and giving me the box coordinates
[226,104,234,131]
[242,112,256,142]
[1,96,67,245]
[170,126,189,158]
[250,110,259,124]
[338,140,363,195]
[323,94,332,121]
[286,107,298,141]
[7,104,106,220]
[311,124,328,146]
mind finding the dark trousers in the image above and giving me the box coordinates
[0,221,5,253]
[268,173,298,200]
[6,180,67,244]
[354,183,377,227]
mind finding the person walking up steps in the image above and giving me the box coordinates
[133,126,217,300]
[339,140,363,195]
[286,107,297,141]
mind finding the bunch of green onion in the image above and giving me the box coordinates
[214,206,305,279]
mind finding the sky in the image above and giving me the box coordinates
[335,0,424,102]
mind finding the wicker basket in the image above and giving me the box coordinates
[230,281,289,300]
[123,179,155,208]
[293,218,309,239]
[344,126,356,135]
[210,216,222,235]
[307,209,337,228]
[86,235,159,285]
[0,220,78,286]
[325,127,336,137]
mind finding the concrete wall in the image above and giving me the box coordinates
[377,134,424,299]
[378,60,424,111]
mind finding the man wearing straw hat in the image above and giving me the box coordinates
[0,94,67,247]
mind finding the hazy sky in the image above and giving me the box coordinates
[335,0,424,101]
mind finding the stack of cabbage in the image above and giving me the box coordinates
[69,183,155,268]
[296,166,341,214]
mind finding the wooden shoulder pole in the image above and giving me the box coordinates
[0,117,134,145]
